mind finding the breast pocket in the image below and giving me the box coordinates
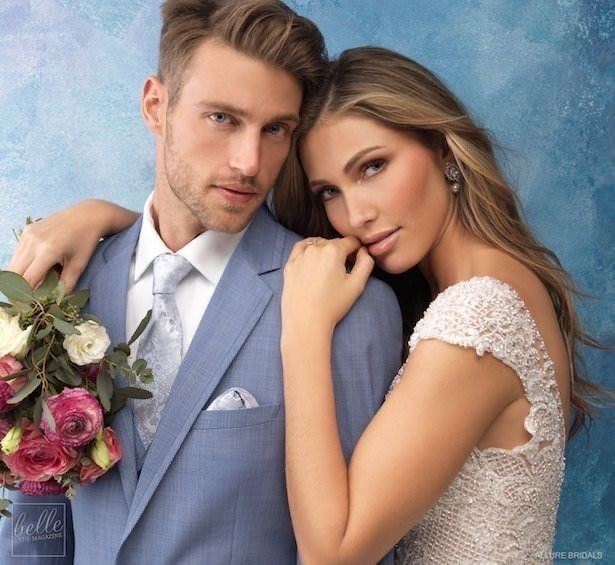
[191,403,281,430]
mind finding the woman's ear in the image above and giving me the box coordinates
[141,76,167,136]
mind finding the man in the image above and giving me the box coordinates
[1,1,401,563]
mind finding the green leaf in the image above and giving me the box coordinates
[53,318,80,335]
[48,304,66,320]
[132,359,147,375]
[114,342,131,356]
[53,368,82,387]
[35,324,54,340]
[109,395,127,414]
[127,309,152,346]
[42,399,56,432]
[31,345,48,366]
[107,350,127,367]
[0,509,12,518]
[0,271,34,303]
[82,313,102,325]
[0,499,10,511]
[138,369,154,385]
[34,270,60,300]
[54,280,66,305]
[33,395,43,427]
[64,289,89,309]
[115,386,152,400]
[96,369,114,412]
[11,301,32,316]
[7,377,41,404]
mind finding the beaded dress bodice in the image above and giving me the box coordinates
[390,277,566,564]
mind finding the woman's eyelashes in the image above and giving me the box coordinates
[317,185,339,202]
[360,158,386,179]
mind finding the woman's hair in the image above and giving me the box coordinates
[274,46,606,437]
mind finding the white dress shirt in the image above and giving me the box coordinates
[126,193,246,357]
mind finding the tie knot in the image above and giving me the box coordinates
[152,254,192,294]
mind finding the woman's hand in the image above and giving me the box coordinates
[6,199,138,292]
[282,236,374,337]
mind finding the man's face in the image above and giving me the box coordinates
[154,39,303,233]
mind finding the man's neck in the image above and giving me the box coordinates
[151,188,204,252]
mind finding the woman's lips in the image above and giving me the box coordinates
[364,228,400,257]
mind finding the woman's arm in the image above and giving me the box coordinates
[281,238,523,565]
[7,199,138,291]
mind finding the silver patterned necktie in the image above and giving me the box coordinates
[133,253,193,448]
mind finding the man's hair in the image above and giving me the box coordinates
[159,0,327,108]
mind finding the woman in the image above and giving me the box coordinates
[8,47,602,563]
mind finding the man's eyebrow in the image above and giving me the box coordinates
[196,101,300,124]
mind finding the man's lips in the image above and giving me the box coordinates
[362,228,401,257]
[213,184,258,204]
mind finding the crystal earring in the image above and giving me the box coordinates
[444,161,463,194]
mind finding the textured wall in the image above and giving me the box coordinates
[0,0,613,559]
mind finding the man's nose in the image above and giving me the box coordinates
[229,130,261,178]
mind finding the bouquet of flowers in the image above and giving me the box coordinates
[0,269,153,519]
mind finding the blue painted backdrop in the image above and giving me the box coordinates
[0,0,613,559]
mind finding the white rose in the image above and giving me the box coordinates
[0,308,33,359]
[63,320,111,366]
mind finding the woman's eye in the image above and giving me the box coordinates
[209,112,231,124]
[361,159,386,177]
[318,186,339,202]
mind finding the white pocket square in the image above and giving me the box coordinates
[206,387,260,411]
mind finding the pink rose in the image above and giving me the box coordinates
[2,421,78,482]
[0,356,26,413]
[0,416,12,439]
[78,427,122,484]
[41,387,103,447]
[20,478,66,496]
[0,355,22,377]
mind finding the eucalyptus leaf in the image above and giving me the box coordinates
[48,304,66,320]
[132,359,147,375]
[34,271,60,300]
[35,325,54,340]
[54,280,66,305]
[97,370,114,412]
[42,399,57,433]
[64,289,89,308]
[82,313,102,325]
[0,271,34,303]
[114,342,130,356]
[57,356,77,375]
[0,499,10,511]
[53,318,80,335]
[53,368,82,387]
[0,509,12,518]
[110,395,127,414]
[7,377,41,404]
[115,386,152,400]
[128,309,152,346]
[33,395,43,427]
[139,369,154,384]
[11,302,32,316]
[31,346,47,366]
[107,350,127,366]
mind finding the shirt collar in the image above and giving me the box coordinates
[134,193,246,284]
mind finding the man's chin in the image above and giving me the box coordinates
[200,207,260,234]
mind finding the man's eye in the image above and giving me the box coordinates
[361,159,386,177]
[209,113,231,124]
[265,123,288,137]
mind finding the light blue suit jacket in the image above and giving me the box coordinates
[1,206,402,564]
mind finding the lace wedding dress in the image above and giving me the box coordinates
[390,277,566,564]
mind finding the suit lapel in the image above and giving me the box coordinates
[87,218,143,507]
[122,206,287,538]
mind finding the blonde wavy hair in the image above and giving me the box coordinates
[274,46,606,437]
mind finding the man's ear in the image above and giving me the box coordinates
[141,76,167,136]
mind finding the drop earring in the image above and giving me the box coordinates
[444,161,463,194]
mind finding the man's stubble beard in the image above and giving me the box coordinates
[162,127,257,234]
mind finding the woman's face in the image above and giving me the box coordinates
[300,113,453,274]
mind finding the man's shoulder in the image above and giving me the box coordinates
[78,217,142,288]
